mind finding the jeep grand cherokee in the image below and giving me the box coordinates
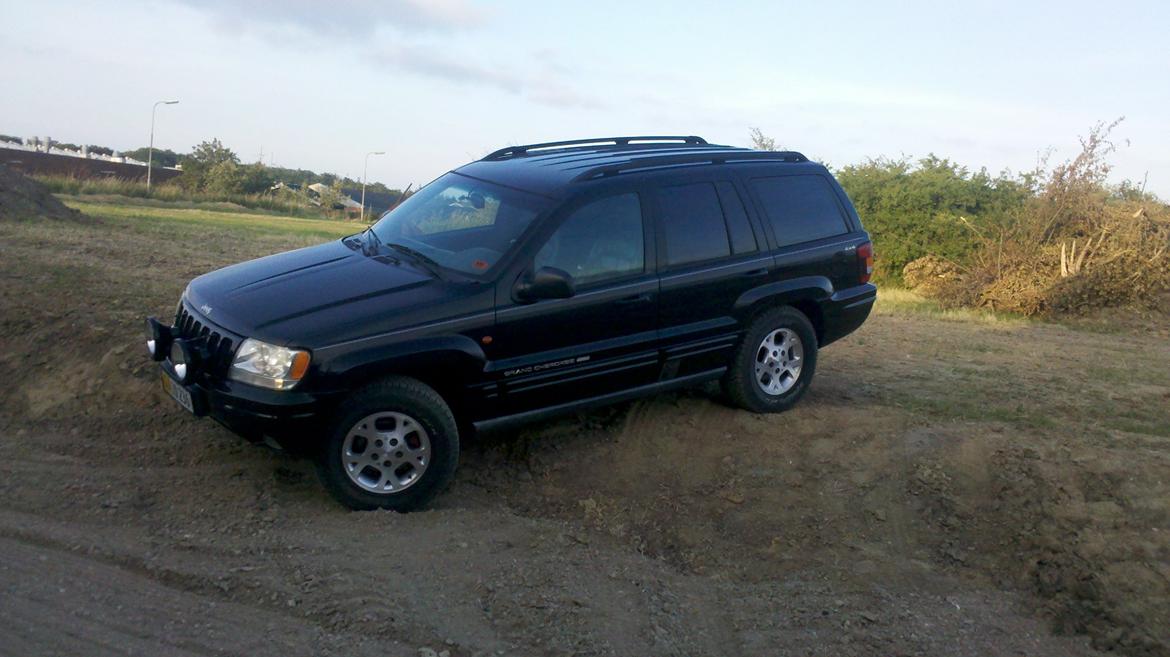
[146,136,876,511]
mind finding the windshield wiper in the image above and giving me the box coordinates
[387,242,444,279]
[361,227,384,256]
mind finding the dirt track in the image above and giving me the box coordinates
[2,202,1168,656]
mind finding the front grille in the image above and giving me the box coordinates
[174,303,238,378]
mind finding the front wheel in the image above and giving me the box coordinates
[317,377,459,511]
[722,306,818,413]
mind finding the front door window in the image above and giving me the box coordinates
[534,193,644,287]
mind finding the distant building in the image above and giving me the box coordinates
[0,144,182,182]
[307,183,363,215]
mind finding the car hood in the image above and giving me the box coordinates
[185,239,491,347]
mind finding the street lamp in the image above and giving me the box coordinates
[362,150,385,222]
[147,99,179,191]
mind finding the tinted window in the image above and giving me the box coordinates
[715,181,758,255]
[535,193,644,286]
[659,183,731,267]
[751,175,850,247]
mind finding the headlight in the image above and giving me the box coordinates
[228,338,311,390]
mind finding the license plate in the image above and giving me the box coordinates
[161,372,195,414]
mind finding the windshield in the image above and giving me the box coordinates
[369,172,551,276]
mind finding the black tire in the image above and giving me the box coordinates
[317,377,459,511]
[722,305,818,413]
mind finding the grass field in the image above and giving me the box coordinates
[1,193,1168,656]
[63,195,359,240]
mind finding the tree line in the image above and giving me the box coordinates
[750,121,1169,316]
[0,133,400,197]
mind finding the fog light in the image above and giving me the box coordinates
[145,317,172,362]
[169,339,199,384]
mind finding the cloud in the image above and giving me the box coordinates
[168,0,599,111]
[171,0,484,37]
[385,46,523,93]
[377,45,603,110]
[526,79,606,110]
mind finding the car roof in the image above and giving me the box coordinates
[454,136,811,198]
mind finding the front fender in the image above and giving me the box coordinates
[313,334,487,391]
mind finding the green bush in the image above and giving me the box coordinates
[835,156,1030,283]
[121,147,180,167]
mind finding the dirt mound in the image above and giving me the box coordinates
[0,164,87,222]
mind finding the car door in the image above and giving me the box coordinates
[744,172,858,291]
[485,188,660,416]
[653,175,772,378]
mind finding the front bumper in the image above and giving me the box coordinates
[150,308,340,450]
[160,359,341,447]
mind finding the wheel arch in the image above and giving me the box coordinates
[734,276,831,344]
[315,335,486,411]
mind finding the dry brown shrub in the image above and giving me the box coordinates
[1045,209,1170,314]
[978,261,1053,315]
[902,255,965,297]
[917,120,1170,317]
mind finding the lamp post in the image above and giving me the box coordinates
[362,150,385,222]
[147,99,179,191]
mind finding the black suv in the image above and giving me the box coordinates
[146,136,875,511]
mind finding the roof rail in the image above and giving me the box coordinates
[483,136,708,161]
[572,150,808,182]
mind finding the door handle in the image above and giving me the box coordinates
[615,293,653,305]
[741,268,770,278]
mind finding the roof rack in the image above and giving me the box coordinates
[483,136,708,161]
[572,150,808,182]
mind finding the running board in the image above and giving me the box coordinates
[472,367,726,434]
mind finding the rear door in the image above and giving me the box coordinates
[653,175,772,378]
[744,173,858,291]
[486,189,660,415]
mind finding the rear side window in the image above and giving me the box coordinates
[659,183,731,267]
[715,181,758,255]
[751,175,850,247]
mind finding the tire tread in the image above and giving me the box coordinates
[722,305,818,413]
[317,376,459,512]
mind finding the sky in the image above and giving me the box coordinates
[2,0,1168,196]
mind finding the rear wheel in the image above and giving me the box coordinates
[317,377,459,511]
[722,306,818,413]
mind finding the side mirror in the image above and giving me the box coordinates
[515,267,575,301]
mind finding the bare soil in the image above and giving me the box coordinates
[0,166,85,223]
[2,201,1168,656]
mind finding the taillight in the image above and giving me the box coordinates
[857,241,874,284]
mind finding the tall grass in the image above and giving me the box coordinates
[34,175,332,219]
[874,287,1027,326]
